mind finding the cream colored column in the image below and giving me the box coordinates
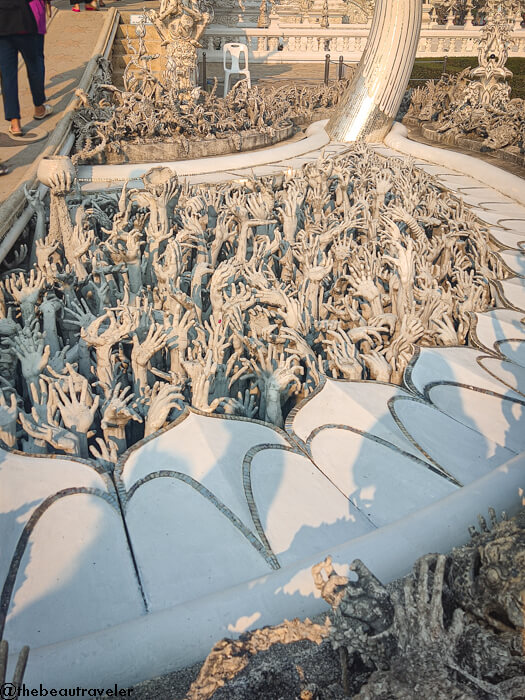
[326,0,422,143]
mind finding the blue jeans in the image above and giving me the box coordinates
[0,34,46,121]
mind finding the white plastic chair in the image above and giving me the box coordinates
[223,43,251,97]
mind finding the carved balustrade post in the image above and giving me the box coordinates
[464,0,474,29]
[422,2,433,27]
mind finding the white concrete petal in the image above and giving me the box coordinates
[479,202,525,219]
[500,278,525,311]
[497,339,525,367]
[125,476,273,613]
[459,191,503,207]
[456,187,515,204]
[309,427,457,528]
[473,309,525,353]
[489,227,525,249]
[279,156,322,169]
[228,165,286,178]
[369,145,405,159]
[498,219,525,234]
[0,451,109,584]
[0,451,143,651]
[408,346,522,399]
[187,173,246,185]
[290,379,425,459]
[436,174,485,189]
[3,495,144,650]
[250,447,373,566]
[321,144,353,154]
[121,411,289,533]
[478,356,525,397]
[414,164,458,176]
[427,383,525,453]
[499,250,525,276]
[469,208,512,227]
[390,396,515,484]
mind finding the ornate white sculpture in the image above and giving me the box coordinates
[148,0,214,93]
[405,0,525,156]
[273,0,373,25]
[468,0,515,107]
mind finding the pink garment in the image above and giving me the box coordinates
[29,0,47,34]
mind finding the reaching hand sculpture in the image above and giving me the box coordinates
[144,381,184,436]
[5,270,44,326]
[3,147,500,466]
[7,323,51,389]
[71,46,353,166]
[101,382,142,452]
[0,390,18,448]
[49,374,100,458]
[81,307,137,389]
[131,322,170,394]
[233,344,303,428]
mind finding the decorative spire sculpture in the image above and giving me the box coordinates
[467,0,515,108]
[298,0,314,24]
[321,0,329,28]
[147,1,213,94]
[257,0,269,28]
[464,0,474,28]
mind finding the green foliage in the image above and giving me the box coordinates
[409,56,525,99]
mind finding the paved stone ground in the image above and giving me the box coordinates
[0,0,160,203]
[202,60,342,87]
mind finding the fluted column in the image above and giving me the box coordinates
[326,0,422,143]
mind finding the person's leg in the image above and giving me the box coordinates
[37,33,45,88]
[0,36,22,130]
[32,34,49,118]
[16,34,46,112]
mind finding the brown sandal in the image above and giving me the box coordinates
[8,126,24,138]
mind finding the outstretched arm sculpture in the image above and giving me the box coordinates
[327,0,422,142]
[6,145,499,465]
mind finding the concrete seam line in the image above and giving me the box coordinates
[384,122,525,208]
[0,8,120,242]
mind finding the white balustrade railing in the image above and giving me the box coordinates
[199,25,525,63]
